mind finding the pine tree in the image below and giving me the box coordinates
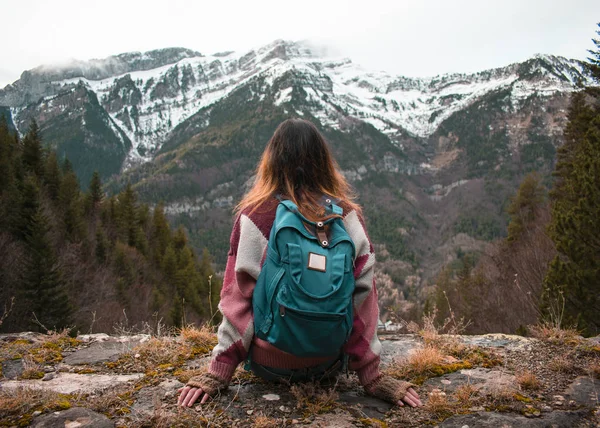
[14,175,40,240]
[22,206,73,331]
[170,292,184,327]
[544,27,600,335]
[85,171,104,215]
[506,172,546,242]
[43,151,62,202]
[150,202,171,265]
[0,116,13,193]
[0,118,21,233]
[59,166,85,242]
[95,228,109,264]
[586,23,600,84]
[21,120,44,179]
[115,183,143,249]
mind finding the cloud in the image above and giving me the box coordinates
[1,0,599,85]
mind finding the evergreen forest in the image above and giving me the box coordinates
[0,119,221,333]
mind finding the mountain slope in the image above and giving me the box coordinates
[0,40,593,317]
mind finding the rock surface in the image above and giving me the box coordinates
[1,332,598,427]
[439,409,591,427]
[62,338,143,365]
[1,372,144,394]
[1,358,24,379]
[564,376,599,407]
[31,407,113,428]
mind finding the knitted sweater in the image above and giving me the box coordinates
[207,197,381,388]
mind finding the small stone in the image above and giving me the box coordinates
[279,405,291,413]
[292,420,299,425]
[247,410,254,415]
[553,395,564,401]
[441,379,452,385]
[43,366,54,373]
[460,425,469,428]
[134,353,141,358]
[42,372,56,381]
[33,411,42,416]
[553,401,562,406]
[541,405,552,411]
[262,394,280,401]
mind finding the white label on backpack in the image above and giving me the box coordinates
[308,253,327,272]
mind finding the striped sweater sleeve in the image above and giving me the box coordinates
[342,209,382,387]
[207,213,269,383]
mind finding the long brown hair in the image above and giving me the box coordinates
[236,119,360,220]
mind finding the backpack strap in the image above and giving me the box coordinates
[276,194,344,219]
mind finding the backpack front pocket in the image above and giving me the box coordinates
[269,296,349,357]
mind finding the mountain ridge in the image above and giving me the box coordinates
[1,40,591,169]
[1,40,593,318]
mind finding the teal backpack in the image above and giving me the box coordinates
[252,197,356,359]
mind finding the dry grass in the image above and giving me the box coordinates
[423,384,479,422]
[290,381,339,415]
[529,322,581,344]
[487,383,517,404]
[77,384,137,418]
[129,408,213,428]
[516,371,542,391]
[252,414,281,427]
[405,307,470,351]
[548,355,575,373]
[391,307,502,386]
[105,325,216,374]
[0,386,72,426]
[20,357,45,380]
[385,345,475,385]
[454,383,478,407]
[179,324,218,351]
[408,346,445,373]
[0,329,79,366]
[424,389,456,420]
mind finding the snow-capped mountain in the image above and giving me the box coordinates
[0,40,590,170]
[0,40,594,296]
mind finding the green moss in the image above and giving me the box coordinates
[513,393,533,403]
[21,370,44,380]
[407,361,474,385]
[358,417,388,427]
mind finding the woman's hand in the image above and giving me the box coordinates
[177,386,211,407]
[397,387,422,407]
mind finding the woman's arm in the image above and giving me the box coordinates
[341,209,382,386]
[180,213,269,406]
[342,209,422,407]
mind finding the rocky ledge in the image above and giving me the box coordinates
[0,330,598,427]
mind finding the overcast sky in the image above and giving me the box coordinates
[1,0,599,88]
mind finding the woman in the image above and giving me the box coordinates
[177,119,421,408]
